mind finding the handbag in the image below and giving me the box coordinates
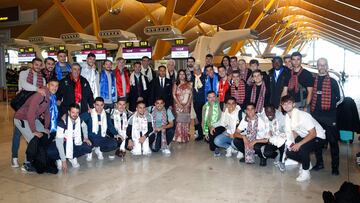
[10,90,36,111]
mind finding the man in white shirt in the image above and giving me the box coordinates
[281,95,326,182]
[232,103,269,164]
[81,53,99,98]
[211,97,242,157]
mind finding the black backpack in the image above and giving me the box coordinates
[10,90,36,111]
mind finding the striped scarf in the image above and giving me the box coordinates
[218,79,229,102]
[288,68,304,93]
[27,69,44,88]
[245,116,258,163]
[230,81,245,105]
[311,75,332,112]
[250,82,266,113]
[152,107,168,149]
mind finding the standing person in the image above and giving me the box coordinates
[148,97,175,154]
[204,65,219,101]
[227,71,246,109]
[141,56,156,83]
[57,63,94,117]
[129,62,149,112]
[81,53,99,98]
[283,55,292,70]
[281,95,326,182]
[287,51,314,111]
[230,56,238,73]
[185,57,195,82]
[246,70,270,113]
[212,97,242,157]
[110,98,132,157]
[221,56,232,75]
[99,60,117,110]
[114,57,130,100]
[173,70,193,143]
[202,91,221,152]
[238,59,251,82]
[12,57,46,167]
[14,79,59,172]
[268,56,291,109]
[55,50,71,80]
[42,57,57,83]
[47,104,93,171]
[247,59,269,86]
[310,58,341,175]
[166,59,177,84]
[202,54,217,73]
[150,65,173,109]
[126,101,153,155]
[85,97,119,161]
[217,66,230,110]
[192,66,206,141]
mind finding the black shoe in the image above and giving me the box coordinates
[260,158,267,166]
[195,136,203,141]
[239,157,245,163]
[312,163,324,171]
[331,168,339,176]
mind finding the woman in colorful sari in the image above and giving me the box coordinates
[173,69,193,143]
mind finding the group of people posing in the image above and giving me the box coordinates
[11,50,341,182]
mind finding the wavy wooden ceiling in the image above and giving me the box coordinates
[3,0,359,54]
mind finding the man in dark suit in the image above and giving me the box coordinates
[150,65,173,109]
[268,56,291,109]
[128,62,150,112]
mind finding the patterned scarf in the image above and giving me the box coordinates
[100,70,117,102]
[245,116,258,163]
[203,102,220,135]
[204,74,219,101]
[71,75,82,104]
[152,107,168,150]
[288,68,304,93]
[27,69,44,88]
[194,74,203,92]
[218,79,229,102]
[250,82,266,113]
[43,69,54,83]
[49,94,58,133]
[114,67,130,97]
[311,75,332,112]
[230,81,245,105]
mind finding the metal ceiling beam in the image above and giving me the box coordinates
[141,3,160,25]
[90,0,102,42]
[52,0,85,33]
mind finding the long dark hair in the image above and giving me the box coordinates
[221,55,231,67]
[176,69,187,85]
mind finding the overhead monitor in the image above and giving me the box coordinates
[122,47,152,60]
[18,52,35,63]
[171,46,189,59]
[80,49,107,61]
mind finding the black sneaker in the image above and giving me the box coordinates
[260,158,267,166]
[331,168,340,176]
[239,157,245,163]
[21,163,35,173]
[312,162,324,171]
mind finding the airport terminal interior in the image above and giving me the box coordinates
[0,0,360,202]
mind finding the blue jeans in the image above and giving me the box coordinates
[11,127,21,158]
[214,132,233,149]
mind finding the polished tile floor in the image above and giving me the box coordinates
[1,78,360,202]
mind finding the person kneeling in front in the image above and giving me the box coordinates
[47,104,92,172]
[281,95,326,182]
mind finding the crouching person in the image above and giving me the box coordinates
[212,97,242,157]
[85,97,119,161]
[47,103,92,172]
[127,101,153,155]
[232,103,268,164]
[148,97,175,154]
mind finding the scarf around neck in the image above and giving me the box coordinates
[100,70,117,102]
[218,79,229,102]
[91,108,107,137]
[245,116,258,163]
[71,75,82,104]
[27,69,44,88]
[49,94,58,133]
[231,81,246,105]
[55,62,71,80]
[204,74,219,101]
[311,74,332,112]
[203,101,220,135]
[288,67,304,93]
[152,107,168,150]
[114,67,130,97]
[250,82,266,113]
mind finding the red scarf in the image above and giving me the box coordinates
[311,75,331,112]
[230,80,246,105]
[27,69,44,88]
[71,75,82,104]
[288,68,304,93]
[250,82,266,113]
[218,79,229,102]
[114,67,130,97]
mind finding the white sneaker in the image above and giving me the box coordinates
[56,160,62,170]
[108,155,115,160]
[299,162,313,175]
[296,169,311,182]
[236,152,244,159]
[143,150,152,155]
[68,158,80,168]
[94,147,104,160]
[86,152,93,162]
[162,148,171,155]
[11,158,19,168]
[194,130,199,139]
[225,147,233,157]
